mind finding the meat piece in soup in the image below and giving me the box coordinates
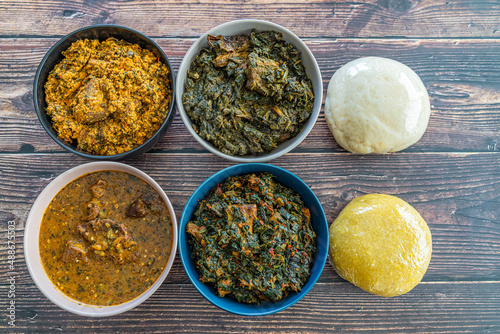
[90,179,108,198]
[62,240,88,264]
[77,218,138,264]
[127,199,148,218]
[85,202,101,220]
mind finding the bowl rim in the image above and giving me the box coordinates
[24,161,178,317]
[178,163,328,316]
[175,19,323,163]
[33,24,176,160]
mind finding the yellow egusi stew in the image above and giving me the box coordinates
[39,170,173,306]
[45,38,173,155]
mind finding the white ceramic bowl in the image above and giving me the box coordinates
[176,19,323,162]
[24,162,178,317]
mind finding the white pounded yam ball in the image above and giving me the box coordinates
[324,57,431,154]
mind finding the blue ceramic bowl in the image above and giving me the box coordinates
[179,163,328,316]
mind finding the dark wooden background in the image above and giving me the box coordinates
[1,0,499,333]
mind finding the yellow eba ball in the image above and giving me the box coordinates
[329,194,432,297]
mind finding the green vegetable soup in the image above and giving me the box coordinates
[187,172,316,304]
[182,30,314,156]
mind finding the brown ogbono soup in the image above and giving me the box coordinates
[39,170,173,306]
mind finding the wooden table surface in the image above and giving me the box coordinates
[1,1,499,333]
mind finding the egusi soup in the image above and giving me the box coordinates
[39,170,174,306]
[45,38,173,155]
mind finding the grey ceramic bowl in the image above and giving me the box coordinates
[176,19,323,163]
[33,25,176,160]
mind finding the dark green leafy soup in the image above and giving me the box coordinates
[182,30,315,156]
[186,172,316,304]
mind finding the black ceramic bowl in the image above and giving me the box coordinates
[33,25,176,160]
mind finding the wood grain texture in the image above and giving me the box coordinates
[0,0,499,332]
[0,282,498,333]
[0,38,499,154]
[0,153,498,287]
[1,0,499,38]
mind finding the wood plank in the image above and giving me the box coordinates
[0,152,498,285]
[1,0,498,332]
[0,282,498,333]
[0,38,499,154]
[1,0,499,38]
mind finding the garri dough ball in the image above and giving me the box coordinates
[329,194,432,297]
[325,57,430,153]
